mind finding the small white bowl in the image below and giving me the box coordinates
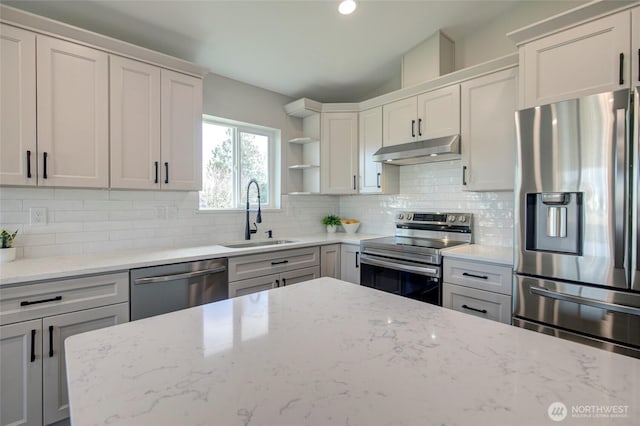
[342,222,360,234]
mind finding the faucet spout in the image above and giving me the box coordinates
[245,179,262,240]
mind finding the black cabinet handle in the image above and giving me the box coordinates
[376,172,381,188]
[353,175,356,190]
[282,278,287,287]
[462,165,467,186]
[43,152,48,179]
[20,295,62,306]
[462,304,488,314]
[275,279,280,288]
[462,272,488,280]
[355,252,359,268]
[30,329,36,362]
[48,325,54,357]
[619,52,624,85]
[26,150,32,178]
[418,118,422,136]
[411,120,415,138]
[154,161,159,184]
[164,162,169,184]
[271,260,289,265]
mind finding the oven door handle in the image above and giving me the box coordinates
[359,254,439,277]
[530,286,640,316]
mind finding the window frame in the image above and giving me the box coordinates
[199,115,280,211]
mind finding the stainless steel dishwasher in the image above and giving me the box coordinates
[130,258,228,320]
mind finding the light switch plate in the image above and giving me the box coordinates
[29,207,47,225]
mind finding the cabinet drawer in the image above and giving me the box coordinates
[0,272,129,326]
[228,247,320,281]
[229,274,278,298]
[443,258,512,295]
[443,283,512,324]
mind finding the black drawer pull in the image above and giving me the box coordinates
[282,278,287,286]
[376,172,381,188]
[26,150,32,178]
[355,252,359,268]
[462,304,488,314]
[275,279,280,287]
[462,272,488,280]
[49,325,54,357]
[411,120,415,138]
[619,52,624,85]
[462,165,467,186]
[418,118,422,136]
[43,152,48,179]
[154,161,159,184]
[164,162,169,184]
[271,260,289,266]
[20,295,62,306]
[30,329,36,362]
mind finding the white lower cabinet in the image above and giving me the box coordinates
[443,283,511,324]
[442,257,512,324]
[340,244,360,284]
[228,247,321,298]
[320,244,341,279]
[0,272,129,426]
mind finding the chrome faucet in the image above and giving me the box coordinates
[244,179,262,240]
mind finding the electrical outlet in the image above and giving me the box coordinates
[29,207,47,225]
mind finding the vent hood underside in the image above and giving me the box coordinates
[372,135,460,166]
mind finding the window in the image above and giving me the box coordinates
[200,116,280,210]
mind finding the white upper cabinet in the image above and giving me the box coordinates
[37,35,109,188]
[321,112,358,194]
[110,55,161,190]
[461,67,517,192]
[416,85,460,139]
[633,7,640,87]
[358,106,398,194]
[383,85,460,146]
[0,24,36,187]
[160,69,203,191]
[520,10,631,108]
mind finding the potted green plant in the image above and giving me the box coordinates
[0,229,18,263]
[321,214,342,233]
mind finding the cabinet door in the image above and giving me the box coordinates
[633,7,640,87]
[160,69,203,191]
[320,244,341,279]
[321,112,358,194]
[443,283,511,324]
[36,35,109,188]
[0,24,36,187]
[0,319,42,426]
[358,107,399,194]
[416,85,460,139]
[42,303,128,425]
[521,10,630,108]
[340,244,360,284]
[382,97,417,146]
[110,56,161,189]
[280,266,321,287]
[461,68,517,191]
[229,274,278,298]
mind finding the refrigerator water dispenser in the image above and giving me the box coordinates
[525,192,583,255]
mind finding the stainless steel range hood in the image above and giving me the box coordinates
[372,135,460,165]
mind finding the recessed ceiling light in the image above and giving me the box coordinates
[338,0,357,15]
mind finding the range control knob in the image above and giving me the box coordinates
[406,213,413,220]
[398,213,405,220]
[448,215,456,222]
[458,216,467,223]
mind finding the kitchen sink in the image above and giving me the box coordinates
[220,239,297,249]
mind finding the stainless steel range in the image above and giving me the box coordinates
[360,212,473,305]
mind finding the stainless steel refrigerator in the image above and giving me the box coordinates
[513,88,640,358]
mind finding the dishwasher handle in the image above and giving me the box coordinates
[133,265,227,285]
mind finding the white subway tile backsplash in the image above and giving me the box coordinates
[0,200,22,211]
[0,188,54,200]
[54,188,109,200]
[23,243,82,258]
[56,231,109,244]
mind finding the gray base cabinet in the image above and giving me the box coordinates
[340,244,360,284]
[0,272,129,426]
[228,247,321,298]
[442,257,512,324]
[320,244,341,279]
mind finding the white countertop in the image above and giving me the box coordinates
[442,243,513,266]
[65,278,639,426]
[0,233,382,286]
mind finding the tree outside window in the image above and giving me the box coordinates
[200,119,274,209]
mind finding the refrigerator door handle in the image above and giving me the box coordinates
[614,107,628,274]
[530,286,640,316]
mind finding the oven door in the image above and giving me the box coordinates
[359,253,442,306]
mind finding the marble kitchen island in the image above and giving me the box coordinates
[65,278,639,426]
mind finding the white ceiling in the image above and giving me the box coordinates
[6,0,542,102]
